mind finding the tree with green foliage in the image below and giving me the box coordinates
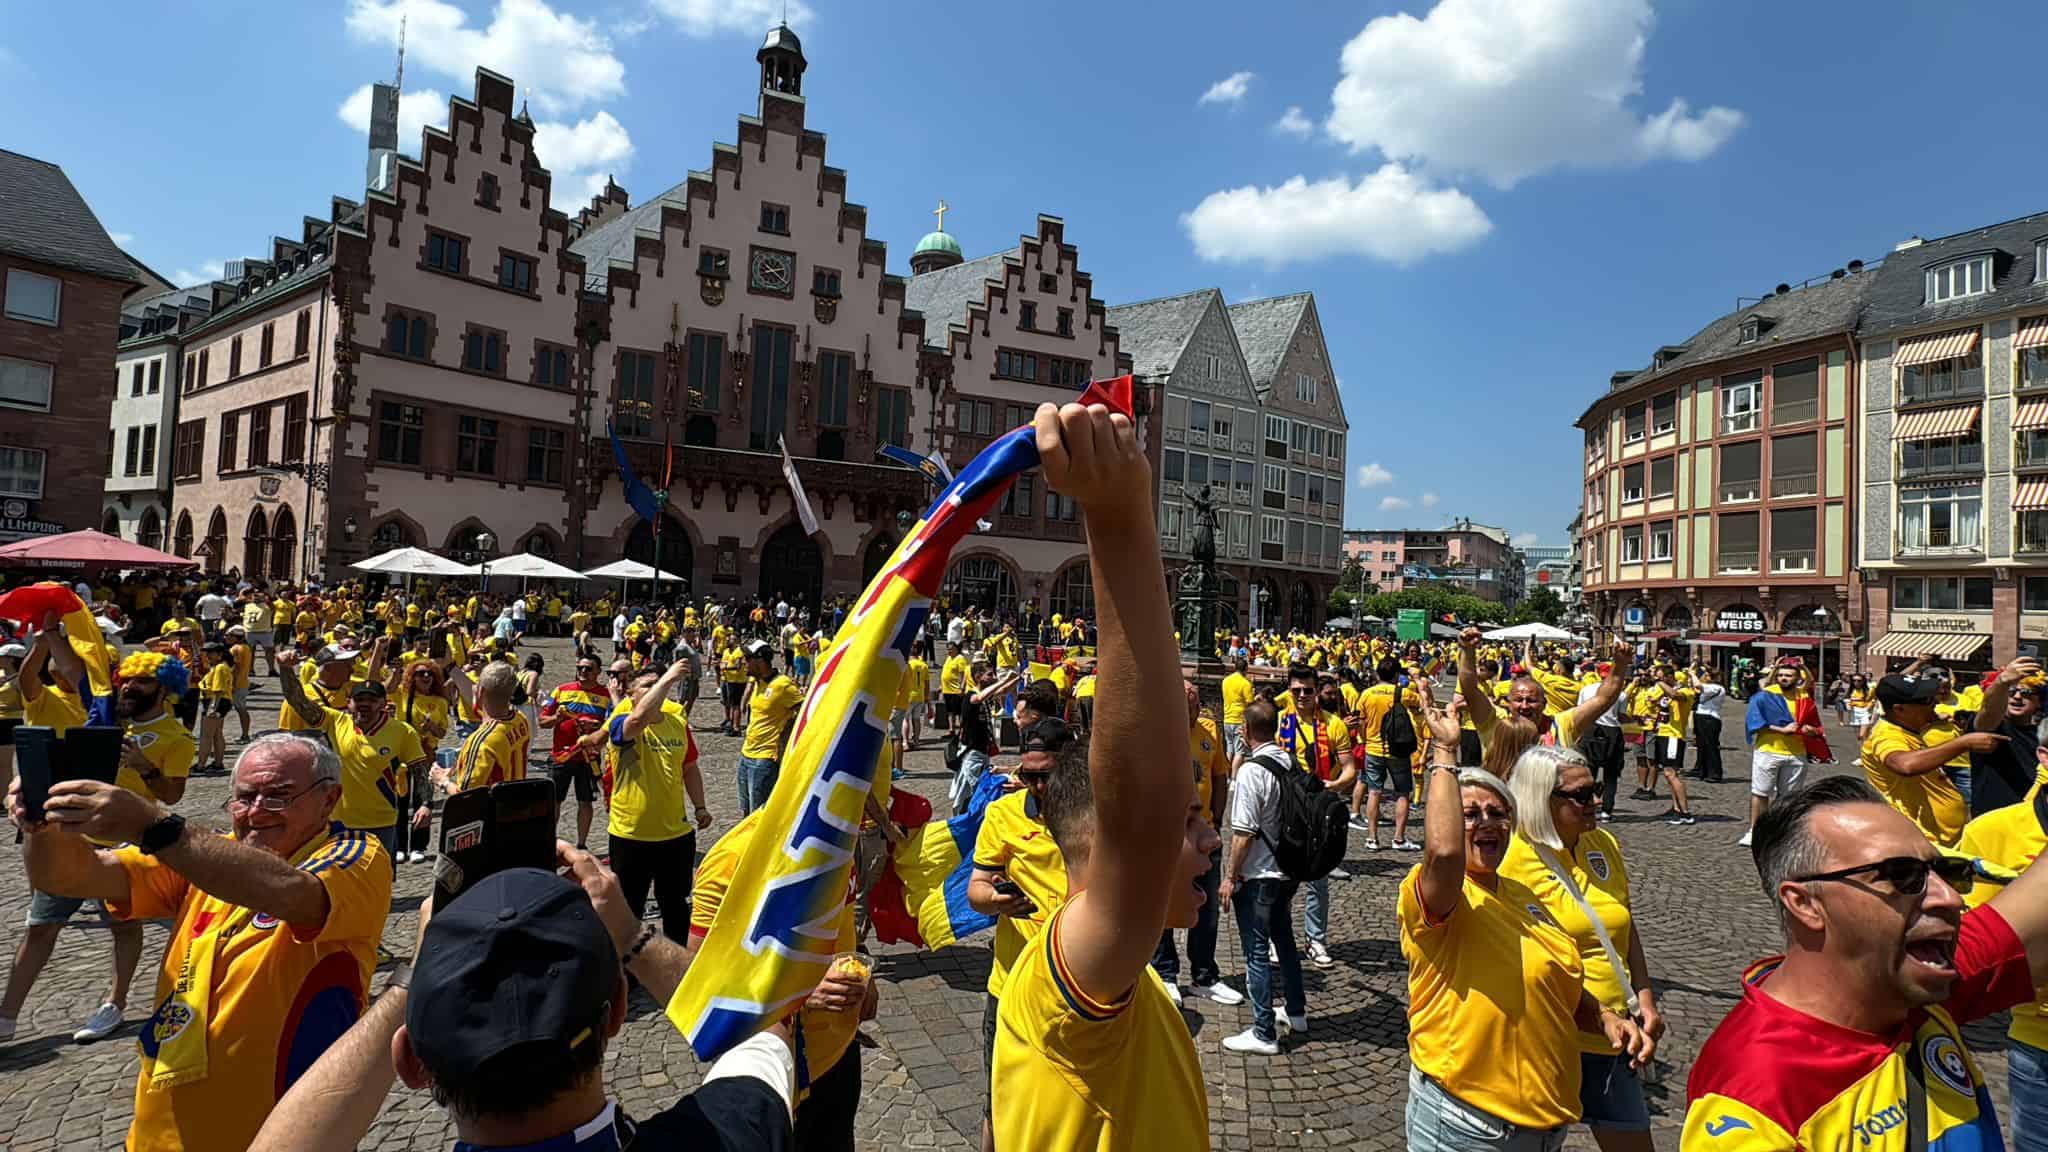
[1511,585,1567,626]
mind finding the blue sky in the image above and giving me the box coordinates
[6,0,2047,547]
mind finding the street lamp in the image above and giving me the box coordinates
[477,530,497,592]
[343,515,358,541]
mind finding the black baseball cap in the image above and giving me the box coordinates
[407,869,618,1080]
[1019,716,1076,755]
[1876,673,1941,709]
[350,680,387,700]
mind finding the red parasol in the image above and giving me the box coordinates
[0,529,198,571]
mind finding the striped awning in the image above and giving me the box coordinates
[1892,404,1980,441]
[2017,479,2048,511]
[2017,316,2048,351]
[1895,328,1981,368]
[1869,630,1989,660]
[2018,398,2048,431]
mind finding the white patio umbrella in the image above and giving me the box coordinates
[466,551,587,598]
[350,546,476,578]
[1482,621,1577,642]
[583,558,686,604]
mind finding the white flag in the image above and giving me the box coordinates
[779,436,820,535]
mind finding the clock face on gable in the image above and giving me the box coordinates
[749,246,795,297]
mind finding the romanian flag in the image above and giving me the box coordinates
[667,375,1134,1061]
[0,582,115,726]
[871,770,1009,949]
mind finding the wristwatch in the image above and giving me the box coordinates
[138,813,187,856]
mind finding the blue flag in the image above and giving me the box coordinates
[608,421,662,525]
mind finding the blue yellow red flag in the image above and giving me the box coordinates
[872,770,1008,949]
[667,375,1133,1061]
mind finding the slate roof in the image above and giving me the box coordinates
[903,251,1010,346]
[1104,289,1215,380]
[1859,210,2048,338]
[1226,293,1311,391]
[0,149,141,283]
[566,178,690,291]
[1577,269,1875,426]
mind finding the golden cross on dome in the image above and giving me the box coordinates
[933,199,949,232]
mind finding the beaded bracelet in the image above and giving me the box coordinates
[622,922,659,966]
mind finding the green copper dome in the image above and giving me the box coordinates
[914,230,962,257]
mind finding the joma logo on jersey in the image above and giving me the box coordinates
[1852,1102,1906,1145]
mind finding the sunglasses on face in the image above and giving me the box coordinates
[1551,784,1601,808]
[1016,771,1052,785]
[1461,807,1512,827]
[1796,854,1974,896]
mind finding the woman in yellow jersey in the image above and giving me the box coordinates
[389,659,454,860]
[1847,672,1877,739]
[1402,700,1648,1151]
[1503,745,1664,1151]
[197,640,236,775]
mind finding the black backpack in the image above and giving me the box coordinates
[1246,747,1349,882]
[1380,681,1420,764]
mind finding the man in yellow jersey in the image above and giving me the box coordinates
[1151,680,1243,1010]
[278,654,429,865]
[450,662,532,792]
[240,589,277,677]
[224,624,255,741]
[600,658,710,941]
[1916,662,1978,811]
[17,614,91,735]
[717,638,748,736]
[968,718,1075,1152]
[1460,627,1630,758]
[903,640,932,751]
[1220,655,1255,757]
[1,651,194,1043]
[1741,661,1817,847]
[14,732,390,1152]
[1356,656,1423,852]
[1859,673,2005,848]
[1642,662,1698,826]
[991,399,1217,1150]
[940,640,972,734]
[281,644,361,733]
[735,639,800,816]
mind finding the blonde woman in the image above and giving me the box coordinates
[1402,700,1649,1150]
[1504,745,1665,1151]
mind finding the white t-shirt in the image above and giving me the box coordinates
[510,599,527,622]
[946,616,967,646]
[1228,742,1291,881]
[612,613,628,642]
[196,593,232,621]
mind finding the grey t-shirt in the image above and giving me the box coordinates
[1228,742,1291,881]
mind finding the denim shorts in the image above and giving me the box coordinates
[1579,1051,1650,1131]
[27,889,96,926]
[1365,754,1413,796]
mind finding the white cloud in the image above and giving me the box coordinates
[533,110,635,203]
[1326,0,1743,188]
[1420,491,1439,508]
[1199,71,1254,106]
[1356,462,1395,488]
[337,83,449,155]
[651,0,813,36]
[1512,531,1540,547]
[109,232,134,247]
[1183,165,1490,267]
[344,0,625,117]
[1273,106,1313,137]
[1379,496,1411,512]
[174,261,225,286]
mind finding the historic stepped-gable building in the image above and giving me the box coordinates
[906,212,1137,621]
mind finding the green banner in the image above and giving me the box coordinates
[1397,608,1427,642]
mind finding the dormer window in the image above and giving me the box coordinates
[2036,240,2047,283]
[1926,255,1992,304]
[1738,318,1760,345]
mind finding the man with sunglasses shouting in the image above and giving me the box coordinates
[1685,769,2048,1151]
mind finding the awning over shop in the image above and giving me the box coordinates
[1761,635,1822,648]
[1688,633,1760,648]
[1638,630,1680,640]
[2016,315,2048,351]
[1868,630,1990,661]
[1894,328,1981,368]
[1893,404,1980,442]
[2018,479,2048,512]
[2017,398,2048,432]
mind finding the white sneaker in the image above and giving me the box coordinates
[1737,830,1753,847]
[1392,839,1422,851]
[1285,1013,1310,1034]
[1163,982,1184,1007]
[73,1002,122,1042]
[408,851,426,863]
[1308,941,1333,968]
[1364,838,1383,851]
[1222,1027,1280,1055]
[0,1016,16,1041]
[1195,981,1245,1006]
[1328,866,1351,880]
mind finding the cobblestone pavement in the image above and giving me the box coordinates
[0,641,1996,1150]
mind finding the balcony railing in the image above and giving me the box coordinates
[2018,532,2048,556]
[1770,472,1819,499]
[1898,456,1983,480]
[2018,443,2048,470]
[1719,481,1761,504]
[1771,550,1816,573]
[1896,541,1983,559]
[1721,412,1758,435]
[1899,384,1983,407]
[1716,550,1760,574]
[1771,399,1820,425]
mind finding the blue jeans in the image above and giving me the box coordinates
[1407,1067,1566,1152]
[2013,1039,2048,1152]
[1152,849,1222,986]
[1232,877,1304,1043]
[1947,764,1974,809]
[951,749,992,815]
[737,755,779,815]
[1305,876,1329,946]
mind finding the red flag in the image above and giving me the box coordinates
[662,429,675,492]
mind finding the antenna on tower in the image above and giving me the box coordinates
[395,12,406,89]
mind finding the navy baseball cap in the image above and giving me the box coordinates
[1019,716,1076,755]
[1876,673,1941,709]
[407,869,618,1080]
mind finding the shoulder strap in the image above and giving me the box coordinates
[1529,842,1639,1015]
[1904,1028,1928,1152]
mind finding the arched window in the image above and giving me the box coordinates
[244,506,270,577]
[203,508,228,574]
[173,511,194,557]
[1050,562,1094,621]
[138,507,162,551]
[946,556,1017,618]
[269,506,296,582]
[861,534,896,587]
[522,531,556,557]
[101,508,121,536]
[372,518,411,550]
[1662,604,1694,630]
[409,317,427,358]
[386,313,408,354]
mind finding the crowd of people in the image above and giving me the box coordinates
[4,396,2048,1150]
